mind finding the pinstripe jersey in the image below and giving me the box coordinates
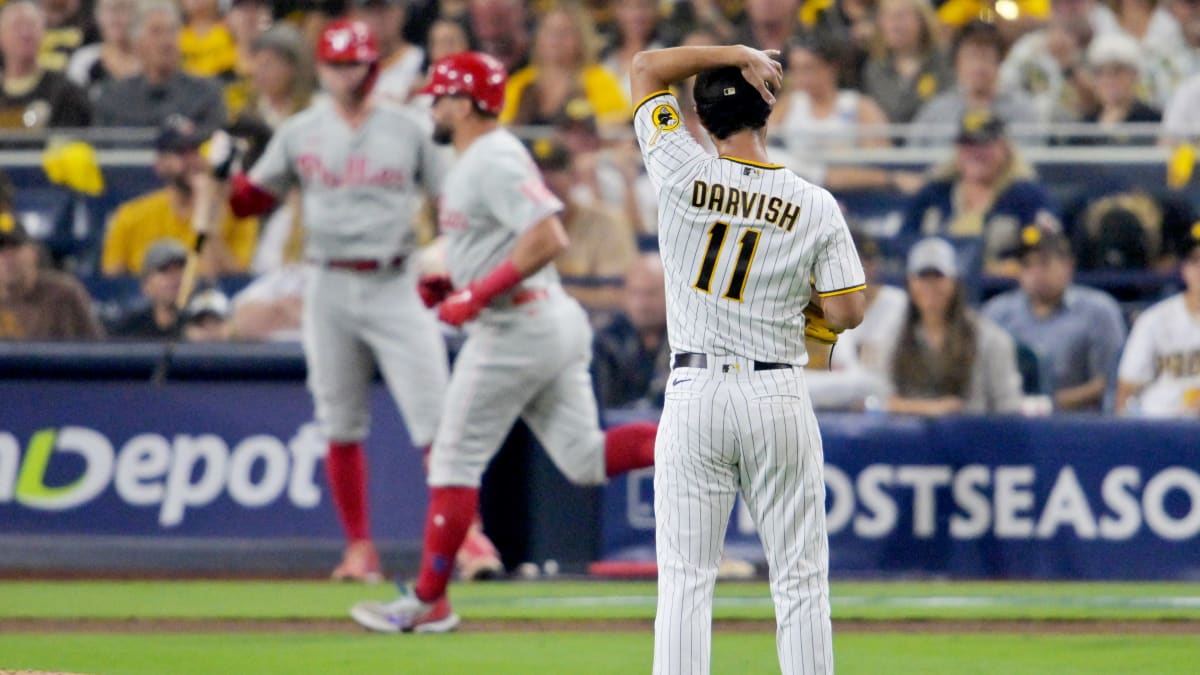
[633,91,865,366]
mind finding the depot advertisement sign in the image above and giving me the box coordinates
[603,414,1200,580]
[0,424,326,527]
[0,382,427,540]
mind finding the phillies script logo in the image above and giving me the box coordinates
[296,154,409,188]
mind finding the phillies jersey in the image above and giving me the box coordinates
[248,99,444,261]
[436,127,564,292]
[633,90,865,365]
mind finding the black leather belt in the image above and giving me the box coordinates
[672,352,792,371]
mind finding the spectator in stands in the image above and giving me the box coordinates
[0,215,103,340]
[501,5,629,130]
[0,0,91,128]
[234,24,313,133]
[1068,32,1161,145]
[770,34,924,193]
[66,0,140,101]
[909,20,1039,146]
[1116,224,1200,417]
[467,0,530,74]
[1065,180,1195,271]
[229,264,306,342]
[531,137,637,312]
[425,17,470,67]
[736,0,803,54]
[592,252,669,408]
[220,0,272,119]
[861,0,952,124]
[799,0,876,89]
[107,239,187,340]
[808,232,908,410]
[983,227,1127,412]
[37,0,97,71]
[182,287,231,342]
[882,237,1024,415]
[178,0,236,79]
[1151,0,1200,101]
[353,0,425,108]
[1114,0,1183,53]
[602,0,666,99]
[902,111,1060,275]
[93,0,226,134]
[999,0,1107,124]
[102,116,258,278]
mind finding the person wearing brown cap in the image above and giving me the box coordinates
[0,215,103,340]
[983,226,1127,412]
[1116,224,1200,417]
[901,110,1061,274]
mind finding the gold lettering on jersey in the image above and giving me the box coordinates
[690,181,800,231]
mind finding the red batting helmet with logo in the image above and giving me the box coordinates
[421,52,508,115]
[317,19,380,65]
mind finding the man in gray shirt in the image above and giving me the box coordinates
[93,0,225,135]
[983,227,1127,412]
[909,20,1039,146]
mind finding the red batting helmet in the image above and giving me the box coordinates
[317,19,379,65]
[421,52,508,115]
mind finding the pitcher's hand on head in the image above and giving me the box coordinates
[738,47,783,106]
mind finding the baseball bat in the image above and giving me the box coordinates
[174,231,208,312]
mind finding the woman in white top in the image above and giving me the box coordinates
[770,35,924,193]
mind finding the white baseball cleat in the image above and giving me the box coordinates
[350,584,461,634]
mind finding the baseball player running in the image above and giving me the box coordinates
[348,51,659,633]
[225,20,501,582]
[630,46,866,674]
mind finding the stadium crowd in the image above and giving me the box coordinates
[0,0,1197,418]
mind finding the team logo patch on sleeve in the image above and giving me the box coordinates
[648,103,681,145]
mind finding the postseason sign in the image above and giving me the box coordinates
[604,414,1200,580]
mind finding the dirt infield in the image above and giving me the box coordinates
[2,617,1197,635]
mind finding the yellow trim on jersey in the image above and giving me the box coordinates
[719,155,784,170]
[817,284,868,298]
[634,89,672,117]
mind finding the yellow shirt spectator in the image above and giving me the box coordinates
[102,189,258,276]
[501,64,630,128]
[179,22,238,79]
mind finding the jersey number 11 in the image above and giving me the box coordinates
[693,221,761,302]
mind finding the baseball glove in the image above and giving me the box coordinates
[803,298,841,345]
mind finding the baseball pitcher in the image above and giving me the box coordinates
[631,45,867,675]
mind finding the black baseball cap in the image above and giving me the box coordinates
[956,110,1006,145]
[0,213,29,247]
[156,115,206,154]
[694,66,773,108]
[1018,225,1072,260]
